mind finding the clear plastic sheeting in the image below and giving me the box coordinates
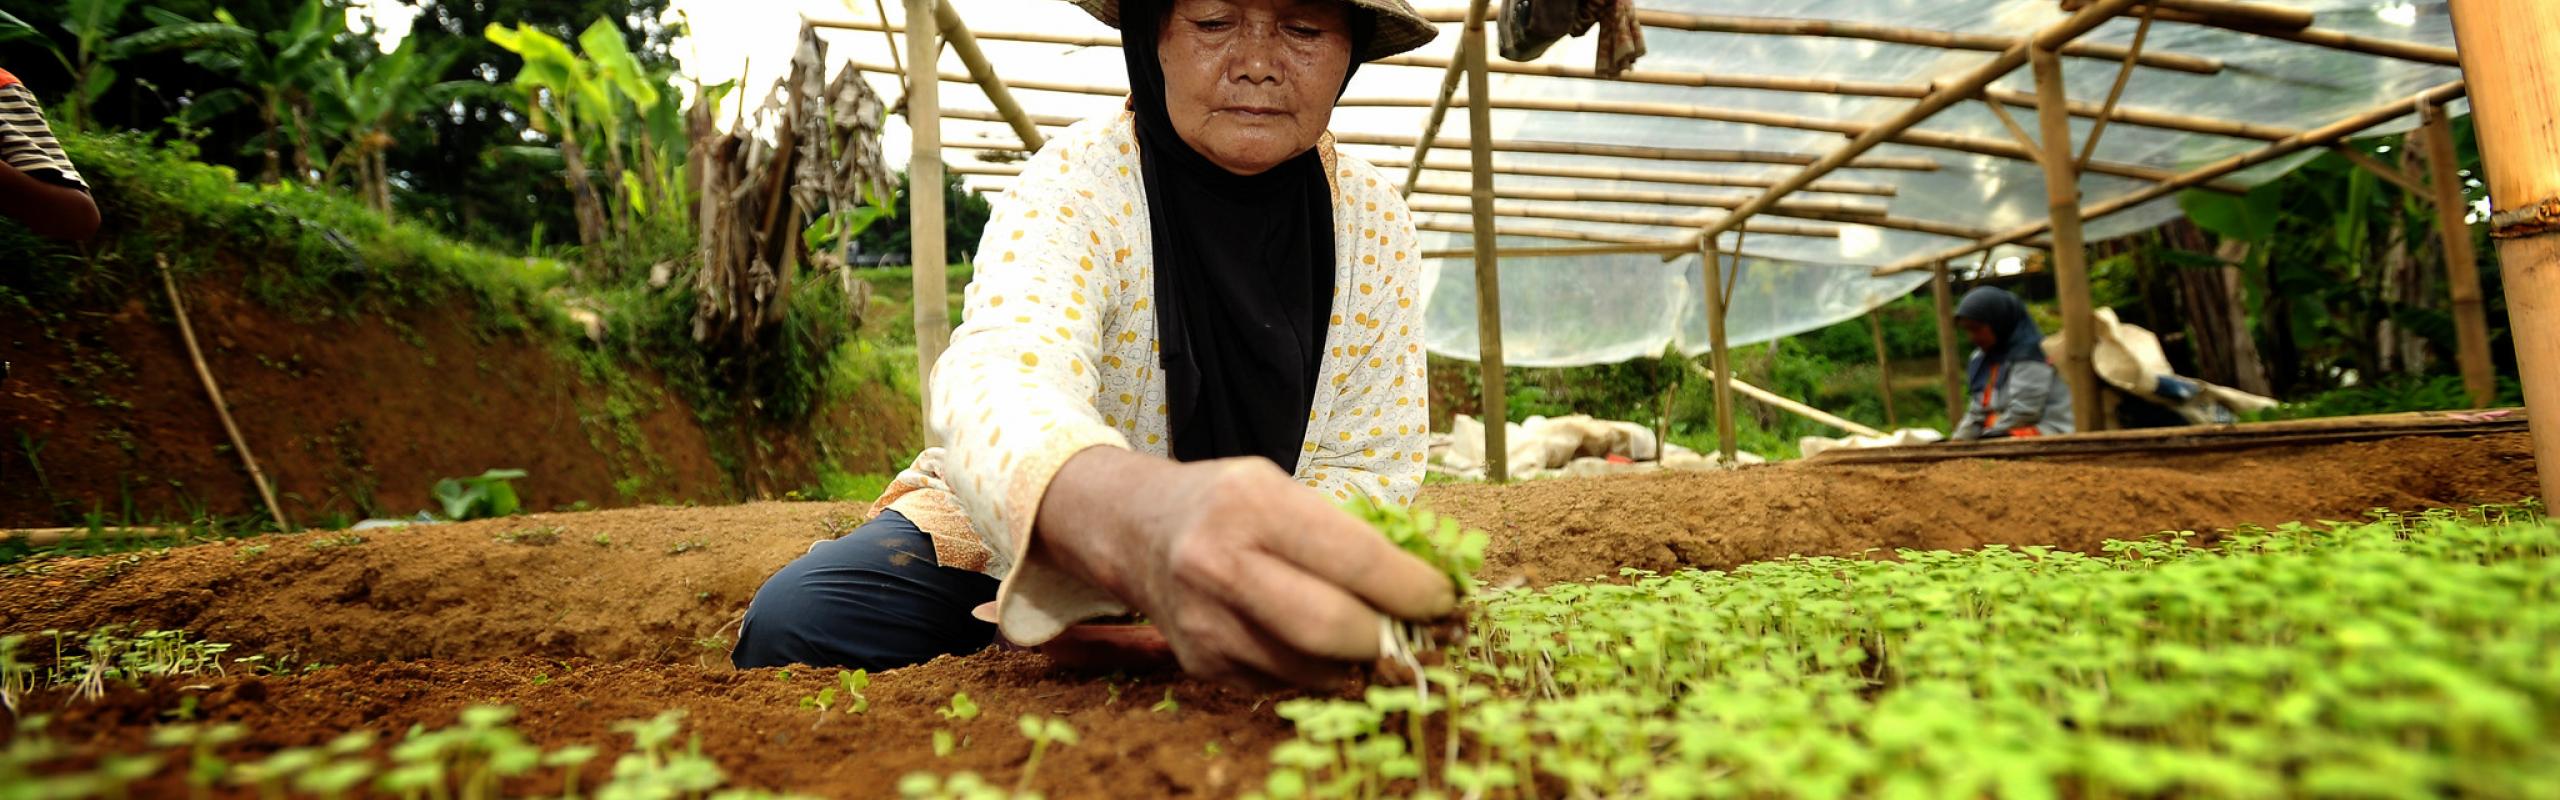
[821,0,2468,367]
[1423,241,1935,367]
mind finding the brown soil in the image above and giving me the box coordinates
[0,432,2536,797]
[0,268,919,528]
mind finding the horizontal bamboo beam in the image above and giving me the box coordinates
[1415,220,1685,246]
[2062,0,2459,65]
[1405,181,1891,217]
[1365,156,1900,197]
[1406,197,1846,237]
[1981,87,2299,141]
[1690,363,1889,438]
[2328,144,2432,196]
[932,107,1947,170]
[1418,242,1697,259]
[1872,79,2472,275]
[1676,0,2150,253]
[1417,7,2224,75]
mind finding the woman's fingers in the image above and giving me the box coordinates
[1215,550,1392,662]
[1258,495,1461,622]
[1165,596,1346,688]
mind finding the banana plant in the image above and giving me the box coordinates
[0,0,250,130]
[180,0,342,183]
[310,36,473,218]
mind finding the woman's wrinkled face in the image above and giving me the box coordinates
[1157,0,1354,175]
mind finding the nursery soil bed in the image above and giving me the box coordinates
[0,431,2536,797]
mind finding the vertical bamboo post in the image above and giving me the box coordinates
[2031,45,2104,434]
[1703,242,1738,462]
[1463,12,1508,482]
[2420,107,2497,408]
[1932,260,1965,425]
[908,0,949,446]
[1868,310,1898,428]
[156,256,292,534]
[2448,0,2560,500]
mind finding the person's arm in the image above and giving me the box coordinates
[0,159,97,241]
[1299,190,1427,505]
[1983,361,2058,438]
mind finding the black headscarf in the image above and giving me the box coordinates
[1954,286,2046,395]
[1122,0,1371,469]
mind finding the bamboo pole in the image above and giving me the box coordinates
[1406,0,1487,196]
[1873,80,2472,276]
[1983,88,2300,142]
[932,107,1946,169]
[1419,243,1696,260]
[2074,3,2157,171]
[1932,260,1966,425]
[2419,107,2497,408]
[907,0,949,447]
[1702,242,1737,462]
[1689,363,1889,438]
[2033,46,2105,435]
[1364,156,1900,197]
[2145,0,2314,31]
[1463,11,1507,483]
[2449,0,2558,500]
[1413,220,1815,247]
[2332,143,2433,197]
[2119,3,2462,65]
[156,256,292,534]
[1417,7,2223,75]
[930,4,1043,152]
[1868,311,1898,428]
[1408,182,1890,217]
[1673,0,2150,255]
[1405,198,1846,237]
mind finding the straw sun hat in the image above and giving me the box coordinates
[1065,0,1441,63]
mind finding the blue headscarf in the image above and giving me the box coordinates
[1954,286,2045,395]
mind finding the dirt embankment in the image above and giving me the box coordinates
[0,270,918,528]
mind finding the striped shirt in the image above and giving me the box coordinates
[0,69,86,192]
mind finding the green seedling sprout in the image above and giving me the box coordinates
[1150,689,1179,715]
[839,669,871,714]
[939,691,979,721]
[1011,715,1079,798]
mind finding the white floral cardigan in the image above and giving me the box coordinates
[867,112,1431,646]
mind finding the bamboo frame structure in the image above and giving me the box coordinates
[1405,0,1487,195]
[1419,243,1695,260]
[1932,260,1966,424]
[1702,243,1738,461]
[1675,0,2151,254]
[1419,7,2225,75]
[2418,107,2497,408]
[906,0,950,447]
[2448,0,2560,501]
[2073,3,2157,171]
[1407,182,1891,217]
[2033,45,2106,433]
[1873,80,2471,276]
[1415,221,1681,247]
[827,28,2290,144]
[1462,11,1507,483]
[2114,2,2464,66]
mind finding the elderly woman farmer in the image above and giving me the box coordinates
[1950,286,2076,441]
[735,0,1453,686]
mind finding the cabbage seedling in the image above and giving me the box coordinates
[1011,715,1079,798]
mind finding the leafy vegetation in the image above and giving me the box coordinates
[433,469,529,521]
[1244,504,2560,799]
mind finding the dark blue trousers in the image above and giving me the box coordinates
[732,511,1002,670]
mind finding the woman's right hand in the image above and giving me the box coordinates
[1034,447,1458,687]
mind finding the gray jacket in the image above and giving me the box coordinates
[1953,359,2075,440]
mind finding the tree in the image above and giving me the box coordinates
[0,0,249,130]
[180,0,342,183]
[313,34,473,216]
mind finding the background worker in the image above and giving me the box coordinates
[1951,286,2075,441]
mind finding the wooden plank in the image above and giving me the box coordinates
[1808,410,2528,465]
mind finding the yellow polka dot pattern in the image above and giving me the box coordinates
[891,112,1431,603]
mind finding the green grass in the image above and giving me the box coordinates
[1246,503,2560,799]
